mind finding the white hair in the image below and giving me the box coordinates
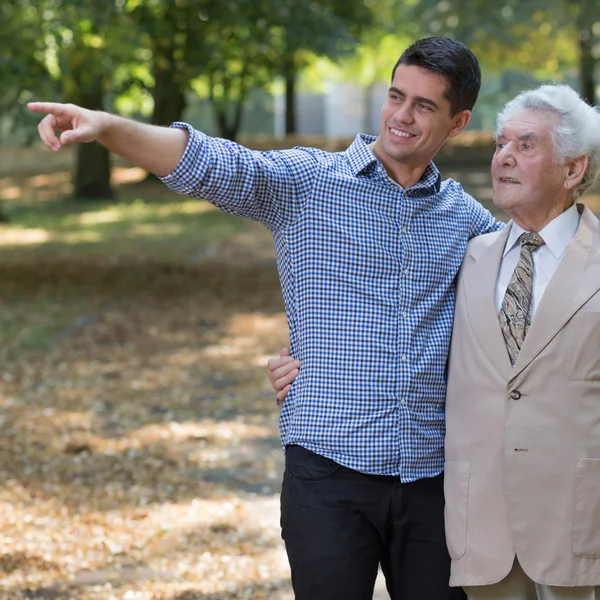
[495,84,600,199]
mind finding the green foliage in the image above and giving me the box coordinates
[2,0,595,147]
[409,0,598,101]
[0,1,57,142]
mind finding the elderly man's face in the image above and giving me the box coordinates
[491,109,570,217]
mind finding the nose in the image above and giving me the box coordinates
[393,102,415,124]
[495,143,516,167]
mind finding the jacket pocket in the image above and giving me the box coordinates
[573,458,600,557]
[444,461,471,560]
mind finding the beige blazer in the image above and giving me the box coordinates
[444,204,600,587]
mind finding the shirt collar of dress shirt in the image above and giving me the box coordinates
[345,134,441,195]
[503,202,581,260]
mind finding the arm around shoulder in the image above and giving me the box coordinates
[464,190,505,238]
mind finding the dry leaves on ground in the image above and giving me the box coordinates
[0,254,295,600]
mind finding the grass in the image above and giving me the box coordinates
[2,196,252,262]
[0,168,276,359]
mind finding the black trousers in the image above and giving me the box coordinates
[280,445,466,600]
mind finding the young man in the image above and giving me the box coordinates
[270,84,600,600]
[29,37,500,600]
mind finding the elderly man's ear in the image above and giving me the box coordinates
[564,155,588,192]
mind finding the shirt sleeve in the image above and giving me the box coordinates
[464,191,505,239]
[159,122,320,232]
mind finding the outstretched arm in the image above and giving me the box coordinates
[28,102,188,177]
[267,347,300,406]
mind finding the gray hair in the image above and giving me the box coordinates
[495,84,600,199]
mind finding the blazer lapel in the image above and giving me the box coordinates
[511,205,600,378]
[463,224,513,381]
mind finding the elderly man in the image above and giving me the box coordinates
[444,84,600,599]
[269,83,600,599]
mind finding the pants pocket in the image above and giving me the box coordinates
[444,461,471,560]
[573,458,600,557]
[285,445,341,480]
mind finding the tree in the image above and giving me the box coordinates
[39,0,139,199]
[0,1,56,142]
[569,0,599,104]
[201,0,281,140]
[128,0,199,128]
[0,0,58,221]
[128,0,277,142]
[410,0,598,104]
[271,0,376,134]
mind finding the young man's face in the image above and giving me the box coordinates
[492,109,569,218]
[377,64,470,173]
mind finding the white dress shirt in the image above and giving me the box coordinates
[495,203,581,317]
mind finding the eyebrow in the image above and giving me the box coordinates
[389,87,439,110]
[497,131,540,142]
[518,132,540,142]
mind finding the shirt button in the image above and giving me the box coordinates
[400,399,407,405]
[401,354,407,362]
[404,268,410,275]
[402,311,408,318]
[510,390,522,400]
[402,227,407,234]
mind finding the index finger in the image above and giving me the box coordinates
[27,102,69,115]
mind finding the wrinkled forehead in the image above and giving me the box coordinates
[498,108,560,139]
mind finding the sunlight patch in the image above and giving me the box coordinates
[61,231,104,244]
[130,223,183,236]
[0,227,51,245]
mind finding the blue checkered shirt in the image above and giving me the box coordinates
[161,126,503,482]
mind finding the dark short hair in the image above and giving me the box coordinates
[392,36,481,115]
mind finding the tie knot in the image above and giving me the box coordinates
[518,231,545,250]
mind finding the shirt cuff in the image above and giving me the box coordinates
[159,122,207,195]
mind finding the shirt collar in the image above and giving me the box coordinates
[345,134,441,195]
[504,202,581,259]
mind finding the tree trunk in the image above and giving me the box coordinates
[152,85,186,126]
[146,48,187,181]
[74,142,113,199]
[72,85,113,199]
[577,0,597,105]
[578,28,596,105]
[209,78,248,142]
[66,46,114,200]
[285,65,297,135]
[215,107,238,141]
[151,42,187,126]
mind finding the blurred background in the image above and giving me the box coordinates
[0,1,599,599]
[1,0,599,200]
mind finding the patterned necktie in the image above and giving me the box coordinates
[498,231,545,365]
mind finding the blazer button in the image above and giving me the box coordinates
[510,390,522,400]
